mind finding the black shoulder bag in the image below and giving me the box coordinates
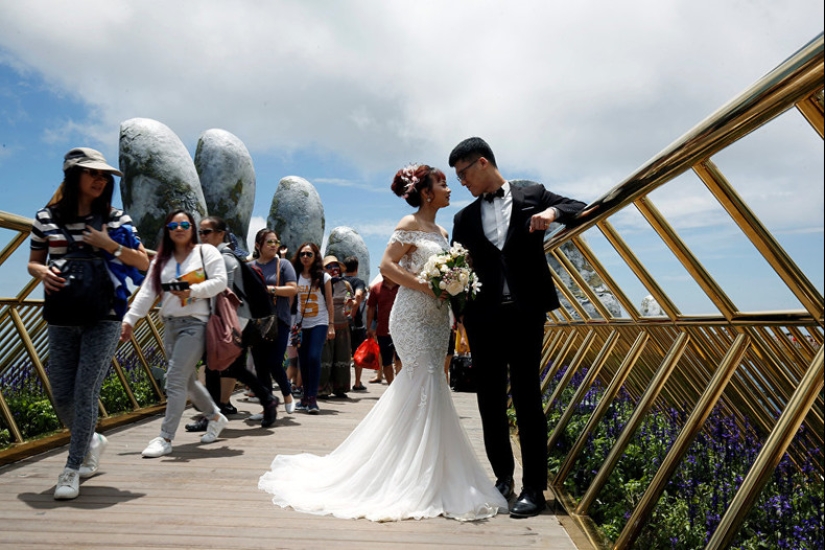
[43,213,115,326]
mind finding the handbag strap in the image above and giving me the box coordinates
[52,208,105,255]
[199,245,213,314]
[296,279,313,324]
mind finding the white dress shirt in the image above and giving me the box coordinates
[481,181,512,250]
[481,181,512,296]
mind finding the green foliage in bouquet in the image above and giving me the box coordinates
[418,242,481,316]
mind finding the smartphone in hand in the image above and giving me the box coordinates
[161,281,190,292]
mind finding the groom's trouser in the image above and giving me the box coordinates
[465,303,548,491]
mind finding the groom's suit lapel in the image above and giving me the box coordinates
[464,198,496,249]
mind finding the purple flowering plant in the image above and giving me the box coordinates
[0,347,166,449]
[540,364,824,549]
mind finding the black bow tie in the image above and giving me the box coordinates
[483,188,505,202]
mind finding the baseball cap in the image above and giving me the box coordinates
[62,147,123,177]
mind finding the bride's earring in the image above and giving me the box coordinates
[426,197,432,203]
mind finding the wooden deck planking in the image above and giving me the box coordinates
[0,375,579,550]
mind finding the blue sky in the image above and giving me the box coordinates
[1,1,822,315]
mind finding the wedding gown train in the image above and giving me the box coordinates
[258,230,508,521]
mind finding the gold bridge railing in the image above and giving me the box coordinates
[0,33,822,550]
[0,212,166,466]
[540,33,823,549]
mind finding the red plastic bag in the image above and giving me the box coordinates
[353,337,380,370]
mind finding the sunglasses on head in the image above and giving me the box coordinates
[299,251,314,258]
[167,221,192,231]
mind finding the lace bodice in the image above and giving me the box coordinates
[387,230,451,378]
[388,230,449,276]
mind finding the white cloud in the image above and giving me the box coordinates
[1,1,821,205]
[0,0,821,308]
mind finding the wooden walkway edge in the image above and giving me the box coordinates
[0,376,581,550]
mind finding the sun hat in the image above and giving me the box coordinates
[323,255,340,268]
[62,147,123,177]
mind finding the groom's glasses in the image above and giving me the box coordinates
[455,158,479,182]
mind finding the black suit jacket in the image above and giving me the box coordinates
[452,183,585,320]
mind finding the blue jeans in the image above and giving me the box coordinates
[48,321,120,470]
[160,316,218,440]
[297,324,327,399]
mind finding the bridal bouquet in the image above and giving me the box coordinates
[418,242,481,315]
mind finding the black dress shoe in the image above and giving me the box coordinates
[509,488,547,518]
[185,417,209,432]
[495,478,515,499]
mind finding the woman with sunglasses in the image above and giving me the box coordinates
[194,218,284,428]
[121,210,230,458]
[289,242,334,414]
[249,228,299,416]
[29,147,150,500]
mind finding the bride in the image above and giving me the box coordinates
[258,164,508,521]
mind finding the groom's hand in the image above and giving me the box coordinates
[529,207,558,233]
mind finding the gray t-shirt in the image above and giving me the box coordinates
[254,257,297,325]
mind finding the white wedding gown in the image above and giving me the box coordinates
[258,230,508,522]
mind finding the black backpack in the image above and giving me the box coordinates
[43,215,114,326]
[223,250,276,319]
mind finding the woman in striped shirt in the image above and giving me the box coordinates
[28,147,150,501]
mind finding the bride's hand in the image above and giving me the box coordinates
[419,280,438,298]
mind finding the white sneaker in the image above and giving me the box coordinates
[142,437,172,458]
[248,412,264,421]
[79,433,108,478]
[54,468,80,500]
[284,399,296,414]
[201,413,228,443]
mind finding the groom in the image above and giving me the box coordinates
[450,137,586,518]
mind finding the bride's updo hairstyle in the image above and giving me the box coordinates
[391,163,446,208]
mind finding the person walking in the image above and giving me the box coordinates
[365,276,401,385]
[121,210,230,458]
[249,228,298,415]
[319,255,353,397]
[290,243,334,414]
[197,217,282,428]
[450,137,586,517]
[28,147,150,499]
[341,256,368,391]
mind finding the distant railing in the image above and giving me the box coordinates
[540,34,823,549]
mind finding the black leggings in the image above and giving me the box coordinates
[205,342,274,407]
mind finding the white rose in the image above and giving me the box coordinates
[438,281,447,290]
[445,278,465,296]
